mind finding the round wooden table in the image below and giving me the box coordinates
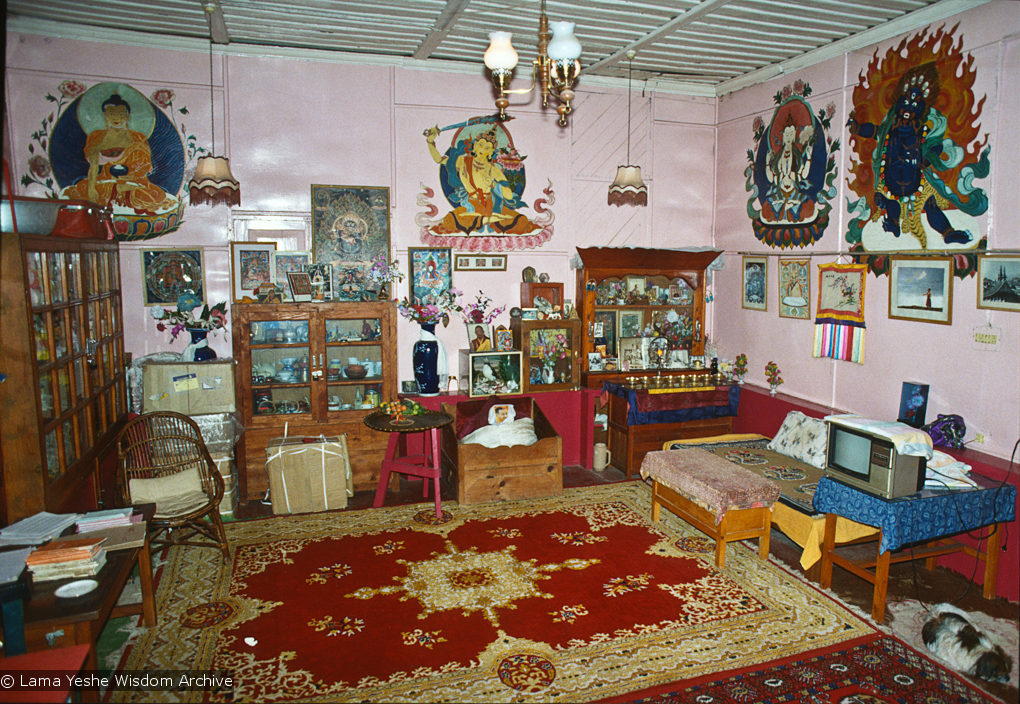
[364,411,454,518]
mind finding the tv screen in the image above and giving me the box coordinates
[829,426,871,480]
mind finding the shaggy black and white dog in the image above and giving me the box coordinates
[921,603,1013,682]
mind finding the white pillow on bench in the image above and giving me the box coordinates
[767,411,828,469]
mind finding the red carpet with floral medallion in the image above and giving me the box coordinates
[113,483,882,703]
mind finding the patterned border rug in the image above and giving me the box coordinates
[112,483,878,703]
[602,633,1005,703]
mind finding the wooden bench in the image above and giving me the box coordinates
[640,448,781,568]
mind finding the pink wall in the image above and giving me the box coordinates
[3,1,1018,463]
[712,2,1020,462]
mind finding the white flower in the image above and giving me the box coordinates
[150,307,167,320]
[666,310,680,324]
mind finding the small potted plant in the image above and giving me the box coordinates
[765,360,783,396]
[733,353,748,384]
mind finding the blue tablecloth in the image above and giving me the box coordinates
[603,383,740,426]
[813,476,1016,554]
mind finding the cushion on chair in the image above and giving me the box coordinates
[767,411,829,469]
[129,466,209,517]
[456,396,533,440]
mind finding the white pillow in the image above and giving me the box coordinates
[462,417,538,449]
[767,411,828,469]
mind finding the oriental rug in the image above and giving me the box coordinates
[111,483,878,703]
[605,633,1006,703]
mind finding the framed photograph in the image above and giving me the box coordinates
[515,318,581,392]
[618,337,647,371]
[306,263,333,301]
[286,271,312,302]
[495,327,514,351]
[310,185,390,271]
[897,381,930,428]
[521,308,539,321]
[618,310,644,338]
[272,251,313,301]
[256,284,284,304]
[141,248,205,306]
[588,353,603,372]
[742,256,767,311]
[454,254,507,271]
[467,323,495,352]
[593,310,617,358]
[230,242,276,302]
[401,380,420,394]
[778,258,810,319]
[408,247,453,306]
[977,255,1020,312]
[602,357,619,372]
[625,275,646,299]
[889,257,953,325]
[462,351,523,397]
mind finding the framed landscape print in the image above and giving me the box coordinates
[742,256,767,311]
[778,258,810,319]
[977,255,1020,312]
[408,247,452,305]
[310,185,390,273]
[889,257,953,325]
[454,254,507,271]
[272,250,313,302]
[230,242,276,302]
[141,248,205,306]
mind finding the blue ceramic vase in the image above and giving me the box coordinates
[186,328,217,362]
[413,323,439,395]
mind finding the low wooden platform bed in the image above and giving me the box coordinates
[660,429,879,572]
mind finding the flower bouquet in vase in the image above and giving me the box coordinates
[150,292,228,361]
[733,353,748,384]
[367,255,404,300]
[765,360,783,396]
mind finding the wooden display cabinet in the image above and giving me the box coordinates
[1,231,127,524]
[510,317,581,392]
[231,301,397,501]
[574,247,723,389]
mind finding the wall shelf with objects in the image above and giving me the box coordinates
[573,247,723,389]
[1,229,128,523]
[231,301,397,501]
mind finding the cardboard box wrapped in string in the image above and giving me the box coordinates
[265,435,353,514]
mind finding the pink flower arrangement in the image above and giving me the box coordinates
[533,330,570,369]
[397,289,462,327]
[151,293,228,342]
[460,291,505,325]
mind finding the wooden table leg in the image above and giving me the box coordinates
[983,521,1002,599]
[138,539,157,628]
[872,543,891,623]
[650,481,661,522]
[819,512,837,589]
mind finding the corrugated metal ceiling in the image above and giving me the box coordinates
[5,0,987,94]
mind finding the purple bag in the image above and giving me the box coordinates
[922,414,966,449]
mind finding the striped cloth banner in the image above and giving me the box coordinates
[813,321,865,363]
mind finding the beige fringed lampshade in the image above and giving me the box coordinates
[188,155,240,207]
[607,165,647,207]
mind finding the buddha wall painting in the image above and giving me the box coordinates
[745,81,839,249]
[845,23,991,277]
[417,116,554,252]
[33,81,189,240]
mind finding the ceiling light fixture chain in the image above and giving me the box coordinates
[607,50,648,207]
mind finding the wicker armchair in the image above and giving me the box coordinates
[116,412,229,562]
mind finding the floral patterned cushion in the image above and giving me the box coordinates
[767,411,828,469]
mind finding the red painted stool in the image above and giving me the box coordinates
[364,410,454,519]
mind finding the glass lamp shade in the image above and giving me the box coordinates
[188,155,240,207]
[607,165,648,207]
[484,32,519,72]
[547,22,582,64]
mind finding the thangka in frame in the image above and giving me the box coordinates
[813,263,867,363]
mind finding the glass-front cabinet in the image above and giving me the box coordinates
[2,231,127,523]
[232,301,397,501]
[574,247,724,388]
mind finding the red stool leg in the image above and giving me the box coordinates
[429,427,442,519]
[373,432,401,508]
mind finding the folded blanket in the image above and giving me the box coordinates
[824,414,933,459]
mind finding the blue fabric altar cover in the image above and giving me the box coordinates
[813,476,1016,554]
[603,383,740,426]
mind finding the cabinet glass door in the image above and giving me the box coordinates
[324,317,384,412]
[249,318,313,416]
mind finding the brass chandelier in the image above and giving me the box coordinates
[483,0,582,127]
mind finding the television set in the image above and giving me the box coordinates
[824,422,926,500]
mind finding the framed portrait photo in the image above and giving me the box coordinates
[141,248,205,307]
[742,256,767,311]
[778,258,810,319]
[272,250,313,302]
[889,257,953,325]
[230,242,276,302]
[408,247,452,306]
[977,255,1020,312]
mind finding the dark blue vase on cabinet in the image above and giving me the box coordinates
[413,323,439,396]
[186,328,217,361]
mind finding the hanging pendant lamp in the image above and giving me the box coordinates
[188,33,240,207]
[608,51,647,207]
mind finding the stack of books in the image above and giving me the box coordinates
[76,508,134,533]
[24,536,107,582]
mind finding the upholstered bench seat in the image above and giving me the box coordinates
[640,448,781,568]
